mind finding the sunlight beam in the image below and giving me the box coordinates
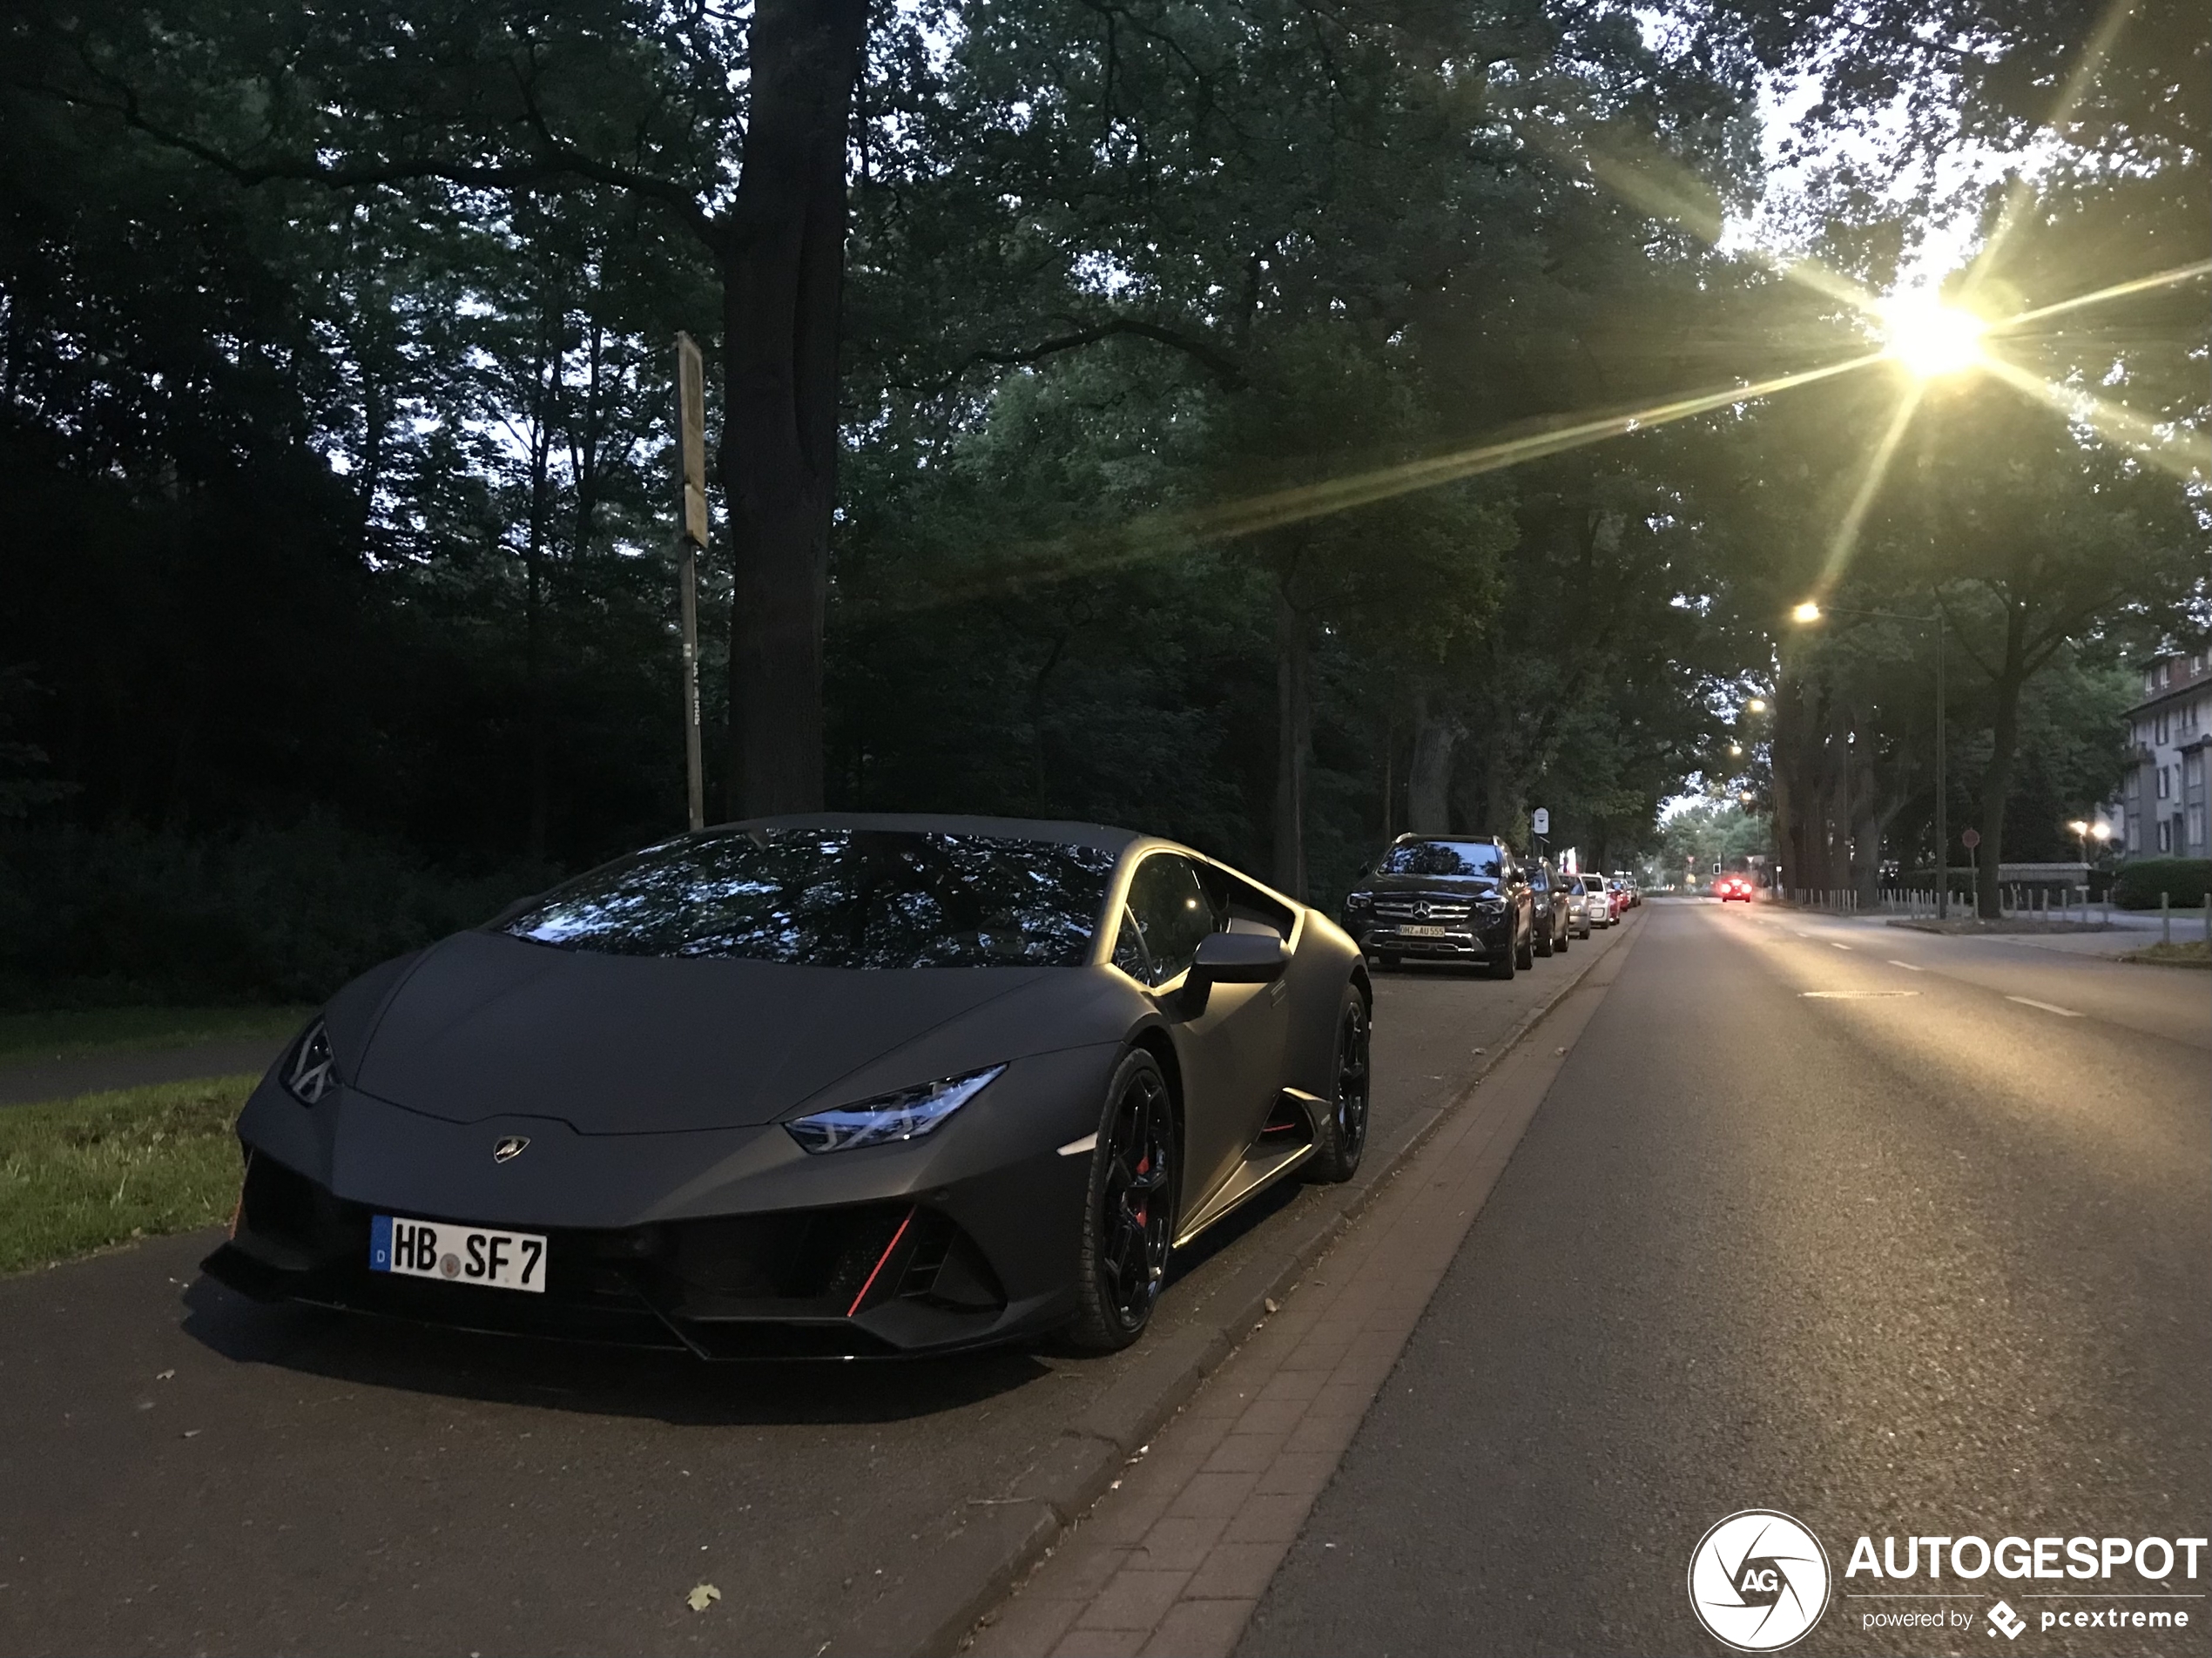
[1182,354,1888,542]
[907,353,1891,605]
[1814,384,1927,596]
[1575,147,1885,319]
[1961,0,2139,301]
[1977,354,2210,482]
[2000,259,2212,328]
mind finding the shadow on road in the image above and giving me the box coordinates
[177,1273,1053,1425]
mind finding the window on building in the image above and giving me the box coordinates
[2156,713,2170,745]
[2157,819,2172,852]
[2161,662,2173,687]
[2188,751,2205,788]
[2190,804,2207,853]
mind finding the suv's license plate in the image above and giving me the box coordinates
[370,1216,547,1293]
[1399,924,1451,937]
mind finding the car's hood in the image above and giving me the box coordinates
[1352,874,1505,898]
[348,930,1070,1133]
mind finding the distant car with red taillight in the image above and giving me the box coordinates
[1715,874,1754,902]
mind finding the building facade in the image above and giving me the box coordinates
[2121,650,2210,859]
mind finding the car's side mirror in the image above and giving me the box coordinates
[1190,931,1290,985]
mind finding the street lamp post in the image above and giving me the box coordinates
[1791,601,1950,920]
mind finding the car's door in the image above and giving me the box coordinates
[1112,852,1289,1215]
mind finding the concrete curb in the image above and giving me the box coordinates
[828,917,1640,1658]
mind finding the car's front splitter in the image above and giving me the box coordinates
[206,1150,1073,1358]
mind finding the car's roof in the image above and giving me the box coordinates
[718,812,1144,856]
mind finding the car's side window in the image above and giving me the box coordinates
[1115,854,1218,987]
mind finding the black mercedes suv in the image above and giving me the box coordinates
[1340,835,1535,979]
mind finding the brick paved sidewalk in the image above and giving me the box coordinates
[966,930,1639,1658]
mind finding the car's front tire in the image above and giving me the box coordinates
[1514,922,1536,971]
[1302,986,1370,1183]
[1068,1049,1177,1353]
[1534,916,1555,958]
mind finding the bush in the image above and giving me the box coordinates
[2111,857,2211,911]
[0,819,555,1008]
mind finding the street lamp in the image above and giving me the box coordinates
[1729,744,1743,758]
[1792,598,1951,919]
[1747,698,1767,713]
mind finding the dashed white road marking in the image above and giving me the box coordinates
[1830,941,1854,951]
[1800,990,1921,999]
[1886,960,1925,972]
[2006,995,2083,1018]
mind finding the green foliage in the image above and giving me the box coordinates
[0,1075,253,1275]
[0,821,545,1008]
[2112,859,2211,911]
[1658,799,1773,877]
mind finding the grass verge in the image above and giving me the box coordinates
[2121,939,2212,968]
[0,1005,308,1065]
[0,1075,254,1275]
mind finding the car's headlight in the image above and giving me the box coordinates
[1476,896,1507,912]
[283,1019,337,1105]
[785,1064,1007,1155]
[1344,893,1372,913]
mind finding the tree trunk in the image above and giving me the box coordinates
[721,0,869,819]
[1272,585,1312,900]
[1974,605,2031,920]
[1406,692,1456,833]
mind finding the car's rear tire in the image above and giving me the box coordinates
[1302,986,1370,1183]
[1534,917,1555,958]
[1068,1049,1177,1354]
[1554,923,1569,953]
[1514,926,1535,971]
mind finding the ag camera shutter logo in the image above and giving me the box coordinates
[1689,1510,1833,1651]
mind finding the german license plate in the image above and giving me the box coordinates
[1399,924,1451,938]
[370,1215,546,1293]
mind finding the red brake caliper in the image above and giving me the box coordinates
[1133,1152,1150,1226]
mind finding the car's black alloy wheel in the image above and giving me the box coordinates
[1069,1049,1176,1351]
[1304,987,1370,1183]
[1534,914,1555,956]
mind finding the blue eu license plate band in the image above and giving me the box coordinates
[369,1213,394,1272]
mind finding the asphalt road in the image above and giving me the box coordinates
[0,1040,287,1109]
[0,920,1633,1657]
[1239,898,2211,1657]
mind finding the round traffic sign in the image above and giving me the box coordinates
[1959,827,1980,849]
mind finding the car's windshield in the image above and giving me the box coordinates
[501,828,1117,967]
[1376,840,1502,878]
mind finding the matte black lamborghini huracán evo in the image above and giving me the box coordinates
[205,816,1373,1358]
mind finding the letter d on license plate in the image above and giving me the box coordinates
[370,1215,547,1293]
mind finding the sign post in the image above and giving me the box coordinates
[673,333,709,832]
[1959,825,1980,920]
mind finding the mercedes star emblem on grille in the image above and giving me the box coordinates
[1414,901,1432,920]
[492,1136,530,1163]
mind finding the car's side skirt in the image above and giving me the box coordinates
[1172,1087,1325,1249]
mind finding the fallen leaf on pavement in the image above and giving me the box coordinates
[687,1584,721,1613]
[156,1370,175,1381]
